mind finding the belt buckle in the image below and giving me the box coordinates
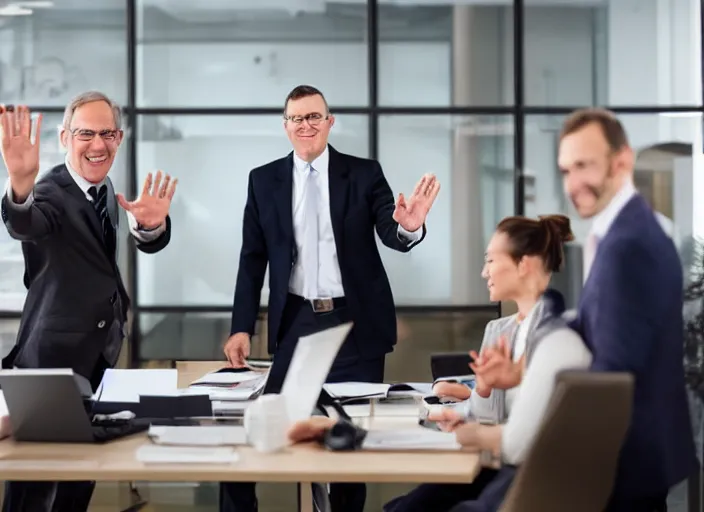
[311,298,334,313]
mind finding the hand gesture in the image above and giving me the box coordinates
[117,170,177,229]
[393,173,441,232]
[287,417,336,443]
[0,105,43,200]
[427,407,465,432]
[224,332,251,368]
[455,422,501,455]
[470,337,524,391]
[432,381,472,401]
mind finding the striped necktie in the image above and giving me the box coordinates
[88,185,116,259]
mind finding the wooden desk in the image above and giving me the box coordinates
[0,432,480,484]
[0,362,481,510]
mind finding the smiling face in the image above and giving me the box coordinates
[60,100,123,184]
[284,93,334,162]
[558,120,633,219]
[481,232,525,302]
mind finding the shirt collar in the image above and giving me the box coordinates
[293,145,329,175]
[64,155,105,195]
[589,178,637,239]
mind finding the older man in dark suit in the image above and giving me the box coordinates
[220,84,440,512]
[0,93,177,512]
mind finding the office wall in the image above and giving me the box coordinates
[0,1,700,312]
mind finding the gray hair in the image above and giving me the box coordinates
[62,91,122,130]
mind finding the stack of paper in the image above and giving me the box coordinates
[148,425,248,446]
[182,374,267,401]
[190,370,263,387]
[323,382,433,401]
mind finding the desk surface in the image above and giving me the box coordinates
[0,431,480,484]
[0,361,481,484]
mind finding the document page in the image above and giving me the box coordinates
[190,370,263,387]
[362,428,461,451]
[136,445,240,464]
[94,369,178,403]
[148,425,248,446]
[323,382,391,399]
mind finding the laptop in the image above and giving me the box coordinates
[277,323,353,423]
[0,369,148,443]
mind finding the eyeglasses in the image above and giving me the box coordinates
[283,113,329,126]
[69,128,120,142]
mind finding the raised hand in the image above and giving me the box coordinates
[0,105,43,201]
[393,173,441,232]
[116,170,177,229]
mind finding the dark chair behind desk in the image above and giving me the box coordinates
[498,370,634,512]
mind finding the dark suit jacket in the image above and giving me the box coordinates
[574,194,697,502]
[0,164,171,379]
[231,145,426,357]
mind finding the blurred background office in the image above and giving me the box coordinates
[0,0,702,510]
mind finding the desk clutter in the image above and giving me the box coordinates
[0,323,472,464]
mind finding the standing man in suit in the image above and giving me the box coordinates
[558,108,696,511]
[439,108,697,512]
[0,92,176,512]
[221,85,440,512]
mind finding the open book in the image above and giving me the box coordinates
[322,382,433,401]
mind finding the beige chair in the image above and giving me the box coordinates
[499,370,634,512]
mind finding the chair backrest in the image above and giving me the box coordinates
[499,370,634,512]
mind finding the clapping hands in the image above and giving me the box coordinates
[469,337,524,396]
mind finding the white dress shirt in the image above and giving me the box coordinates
[4,157,165,243]
[288,146,422,299]
[504,304,537,415]
[501,326,593,465]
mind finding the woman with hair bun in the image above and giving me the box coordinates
[383,215,590,512]
[432,214,575,403]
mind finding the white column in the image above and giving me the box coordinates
[450,6,502,305]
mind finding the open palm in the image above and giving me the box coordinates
[117,170,178,229]
[0,105,43,188]
[392,173,441,232]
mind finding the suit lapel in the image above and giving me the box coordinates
[274,153,294,245]
[327,145,350,252]
[105,177,119,232]
[53,165,104,244]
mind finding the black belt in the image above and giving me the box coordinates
[291,294,347,313]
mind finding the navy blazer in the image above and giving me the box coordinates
[574,194,697,502]
[230,145,426,356]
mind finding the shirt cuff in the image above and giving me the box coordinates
[4,181,34,211]
[397,224,423,245]
[127,211,166,242]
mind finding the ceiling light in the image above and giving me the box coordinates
[0,5,32,15]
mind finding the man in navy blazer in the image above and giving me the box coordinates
[448,109,697,512]
[220,85,440,512]
[558,108,697,510]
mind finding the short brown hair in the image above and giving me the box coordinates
[560,108,629,152]
[496,215,575,272]
[283,85,329,116]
